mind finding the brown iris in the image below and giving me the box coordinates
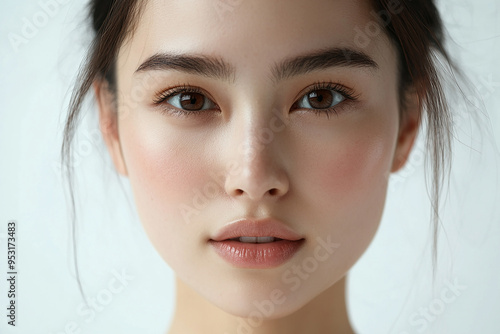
[179,92,205,110]
[307,90,334,109]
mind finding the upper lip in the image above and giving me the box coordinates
[210,217,304,241]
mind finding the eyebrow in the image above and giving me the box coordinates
[136,53,235,82]
[271,47,378,82]
[134,47,378,83]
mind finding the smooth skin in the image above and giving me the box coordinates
[95,0,420,333]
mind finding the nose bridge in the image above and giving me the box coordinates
[224,102,289,201]
[240,119,275,174]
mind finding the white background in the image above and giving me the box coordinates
[0,1,499,333]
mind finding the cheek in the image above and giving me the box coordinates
[125,131,206,212]
[118,115,214,261]
[320,133,392,244]
[278,118,398,294]
[317,134,392,201]
[294,122,396,205]
[291,113,398,254]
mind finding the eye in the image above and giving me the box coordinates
[291,82,358,118]
[296,89,345,110]
[165,91,216,111]
[152,85,219,116]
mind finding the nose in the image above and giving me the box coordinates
[224,111,289,202]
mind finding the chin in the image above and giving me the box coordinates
[188,265,345,321]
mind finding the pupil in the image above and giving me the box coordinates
[308,89,333,109]
[180,93,204,110]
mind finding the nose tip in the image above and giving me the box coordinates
[224,145,290,202]
[228,176,289,201]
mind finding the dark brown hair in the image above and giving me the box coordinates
[62,0,455,297]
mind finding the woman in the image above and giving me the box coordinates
[61,0,476,333]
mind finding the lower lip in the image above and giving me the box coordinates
[208,239,305,269]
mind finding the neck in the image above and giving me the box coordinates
[167,275,355,334]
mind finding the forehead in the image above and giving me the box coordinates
[118,0,395,81]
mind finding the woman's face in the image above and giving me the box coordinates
[99,0,418,318]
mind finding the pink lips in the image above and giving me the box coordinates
[208,218,305,269]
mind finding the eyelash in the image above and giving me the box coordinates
[152,81,359,118]
[294,81,359,118]
[152,84,214,117]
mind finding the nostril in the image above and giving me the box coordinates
[233,188,280,197]
[268,188,278,196]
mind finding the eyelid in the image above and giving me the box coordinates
[293,81,359,104]
[152,83,219,106]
